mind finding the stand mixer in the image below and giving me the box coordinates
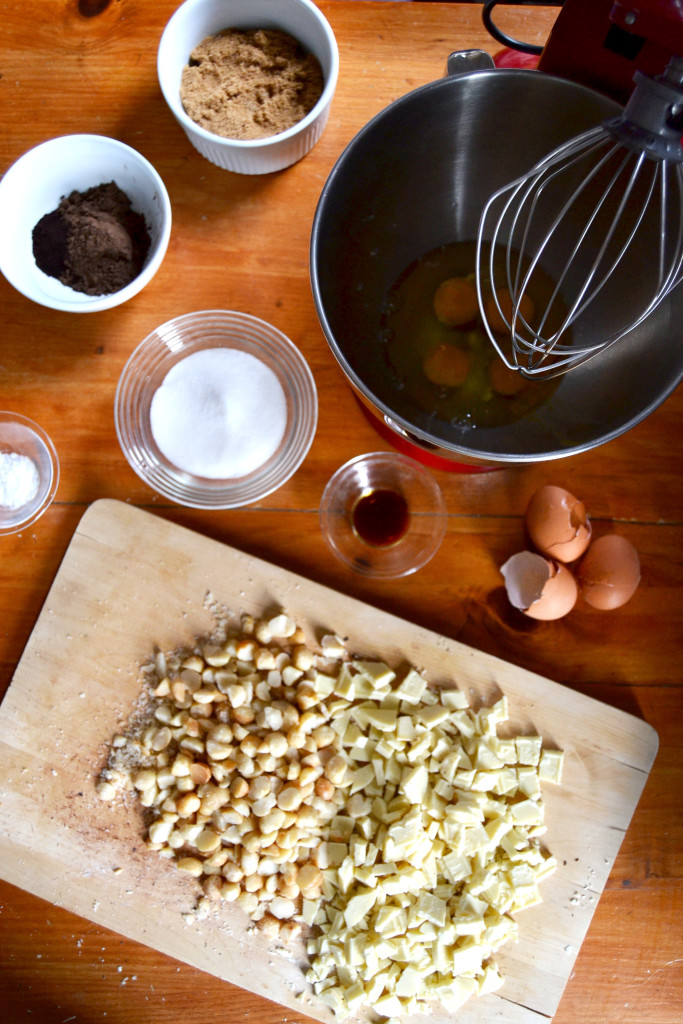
[311,6,683,467]
[479,0,683,379]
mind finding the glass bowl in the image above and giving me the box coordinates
[320,452,447,578]
[0,412,60,535]
[115,310,318,508]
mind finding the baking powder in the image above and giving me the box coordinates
[0,451,40,509]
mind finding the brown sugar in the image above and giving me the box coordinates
[179,28,324,141]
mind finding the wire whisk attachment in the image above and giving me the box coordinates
[476,57,683,379]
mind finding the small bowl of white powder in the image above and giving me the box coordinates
[115,310,317,508]
[0,412,60,534]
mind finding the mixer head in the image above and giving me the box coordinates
[484,0,683,106]
[476,57,683,380]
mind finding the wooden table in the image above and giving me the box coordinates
[0,3,681,1023]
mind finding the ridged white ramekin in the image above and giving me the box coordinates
[157,0,339,174]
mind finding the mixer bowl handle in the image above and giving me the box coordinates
[445,50,495,78]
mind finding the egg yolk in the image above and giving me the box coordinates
[485,289,535,334]
[423,344,471,387]
[489,357,528,396]
[433,277,479,327]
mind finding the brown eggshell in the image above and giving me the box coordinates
[525,484,592,563]
[501,550,578,621]
[577,534,641,610]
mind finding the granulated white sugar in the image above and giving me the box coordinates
[0,451,40,509]
[150,348,288,479]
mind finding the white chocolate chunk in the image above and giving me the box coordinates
[538,748,564,783]
[343,889,377,928]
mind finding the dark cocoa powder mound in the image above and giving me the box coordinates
[32,181,151,296]
[32,208,69,279]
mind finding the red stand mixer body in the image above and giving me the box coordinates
[536,0,683,104]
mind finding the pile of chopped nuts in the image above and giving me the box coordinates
[97,610,563,1021]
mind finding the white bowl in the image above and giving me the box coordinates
[157,0,339,174]
[0,134,172,313]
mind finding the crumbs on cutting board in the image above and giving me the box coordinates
[95,605,564,1022]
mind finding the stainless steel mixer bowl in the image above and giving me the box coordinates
[310,57,683,464]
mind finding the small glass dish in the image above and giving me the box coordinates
[320,451,447,578]
[0,412,60,535]
[114,310,318,509]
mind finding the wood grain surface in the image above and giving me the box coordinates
[0,4,681,1024]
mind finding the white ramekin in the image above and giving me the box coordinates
[157,0,339,174]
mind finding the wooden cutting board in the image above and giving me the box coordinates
[0,500,658,1024]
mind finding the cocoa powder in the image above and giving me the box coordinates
[32,181,151,296]
[180,28,324,141]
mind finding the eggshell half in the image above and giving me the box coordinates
[577,535,641,610]
[501,550,578,621]
[526,484,592,563]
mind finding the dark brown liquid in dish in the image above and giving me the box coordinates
[351,488,410,548]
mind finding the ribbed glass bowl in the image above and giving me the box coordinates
[0,412,60,535]
[115,310,317,508]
